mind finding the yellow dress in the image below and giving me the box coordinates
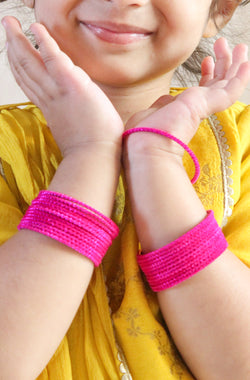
[0,91,249,379]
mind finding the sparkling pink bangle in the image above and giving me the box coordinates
[122,127,200,184]
[137,211,228,292]
[18,190,119,266]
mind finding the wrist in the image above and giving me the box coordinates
[123,127,200,185]
[123,137,184,178]
[123,131,184,163]
[63,139,122,160]
[49,145,121,217]
[124,151,184,181]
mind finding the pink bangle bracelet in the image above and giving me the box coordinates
[18,190,119,266]
[137,211,228,292]
[123,127,200,184]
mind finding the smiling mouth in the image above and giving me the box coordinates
[81,22,153,45]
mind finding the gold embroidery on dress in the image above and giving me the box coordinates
[115,307,189,379]
[208,115,234,227]
[195,163,223,207]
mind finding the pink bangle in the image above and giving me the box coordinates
[137,211,228,292]
[123,127,200,184]
[18,190,119,266]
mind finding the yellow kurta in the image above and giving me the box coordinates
[0,92,249,379]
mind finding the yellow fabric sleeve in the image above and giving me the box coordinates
[0,104,62,240]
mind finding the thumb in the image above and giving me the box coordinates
[125,94,175,130]
[150,94,175,108]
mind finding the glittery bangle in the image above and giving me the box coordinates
[18,190,119,266]
[137,211,228,292]
[122,127,200,184]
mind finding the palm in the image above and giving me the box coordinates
[127,38,250,145]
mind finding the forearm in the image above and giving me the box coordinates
[158,251,250,380]
[124,146,250,379]
[0,146,121,380]
[124,135,206,250]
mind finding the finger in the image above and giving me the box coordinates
[30,23,90,88]
[2,17,56,97]
[8,57,41,106]
[209,47,250,91]
[6,44,46,105]
[225,43,249,80]
[200,56,215,86]
[135,95,175,125]
[125,94,175,130]
[5,30,47,102]
[224,61,250,102]
[204,60,250,114]
[213,37,232,80]
[3,17,47,102]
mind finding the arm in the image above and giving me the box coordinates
[123,39,250,379]
[0,18,122,380]
[124,152,250,380]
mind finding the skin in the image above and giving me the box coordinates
[32,0,212,85]
[0,0,250,378]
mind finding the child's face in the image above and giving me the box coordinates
[34,0,214,86]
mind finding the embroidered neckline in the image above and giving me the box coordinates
[117,347,133,380]
[208,115,234,227]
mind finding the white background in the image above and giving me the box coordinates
[0,1,249,105]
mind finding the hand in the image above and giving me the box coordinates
[124,38,250,156]
[2,17,123,156]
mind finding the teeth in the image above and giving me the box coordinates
[82,22,151,45]
[85,23,148,35]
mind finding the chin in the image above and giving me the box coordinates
[86,66,145,87]
[85,61,169,88]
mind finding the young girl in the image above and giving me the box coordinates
[0,0,250,379]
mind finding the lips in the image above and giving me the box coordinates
[81,21,153,45]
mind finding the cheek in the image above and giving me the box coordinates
[152,4,212,72]
[159,1,211,38]
[34,0,73,26]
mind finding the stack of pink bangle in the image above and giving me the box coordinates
[18,190,119,266]
[137,211,228,292]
